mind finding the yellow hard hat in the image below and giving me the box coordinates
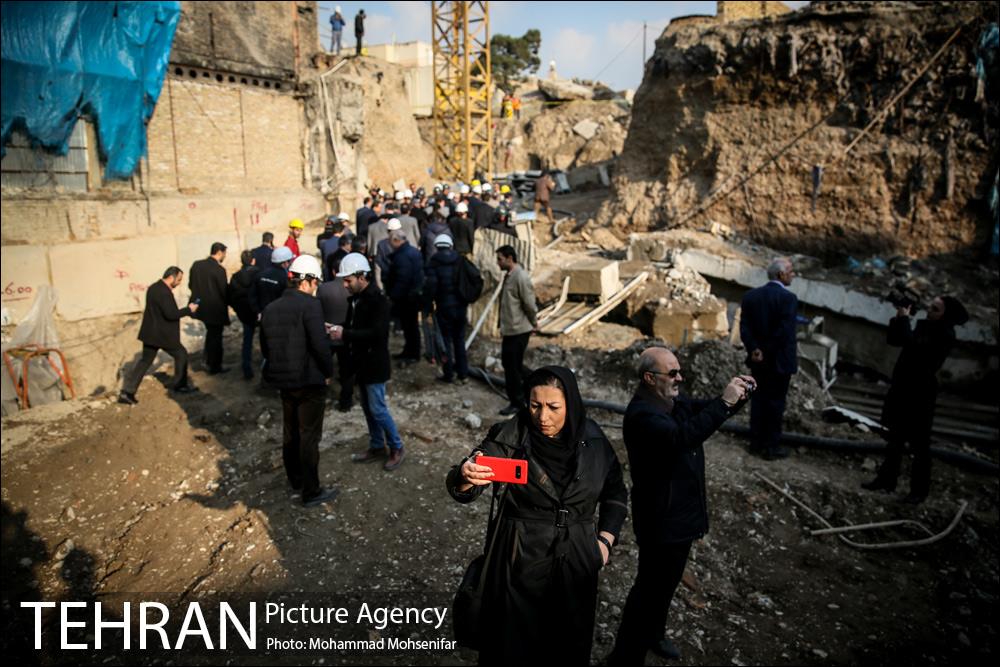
[289,218,304,229]
[500,184,511,194]
[470,179,481,187]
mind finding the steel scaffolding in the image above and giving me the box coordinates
[431,1,492,183]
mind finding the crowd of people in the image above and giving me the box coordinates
[117,174,968,658]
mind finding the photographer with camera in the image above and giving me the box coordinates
[862,295,968,504]
[609,346,753,665]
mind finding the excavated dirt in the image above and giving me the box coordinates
[3,328,996,664]
[598,2,999,259]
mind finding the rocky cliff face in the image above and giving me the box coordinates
[598,2,998,259]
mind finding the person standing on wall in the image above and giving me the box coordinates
[118,266,199,404]
[496,245,538,416]
[189,242,231,375]
[739,257,799,461]
[354,9,366,57]
[260,255,338,508]
[329,6,345,55]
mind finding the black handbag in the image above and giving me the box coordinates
[452,482,507,649]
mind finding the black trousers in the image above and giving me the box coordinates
[204,323,225,371]
[748,363,791,452]
[878,433,932,497]
[501,332,531,407]
[393,299,422,359]
[611,540,693,665]
[280,386,326,498]
[123,344,189,394]
[437,306,469,380]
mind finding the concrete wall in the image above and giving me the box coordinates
[367,41,434,117]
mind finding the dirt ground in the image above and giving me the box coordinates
[2,325,997,665]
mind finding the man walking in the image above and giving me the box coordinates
[496,245,537,415]
[423,234,470,383]
[609,347,753,665]
[118,267,199,404]
[533,170,555,221]
[260,255,338,508]
[739,257,799,460]
[330,253,406,471]
[228,250,260,380]
[385,230,424,364]
[189,242,230,374]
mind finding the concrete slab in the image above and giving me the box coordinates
[564,258,619,303]
[573,119,599,140]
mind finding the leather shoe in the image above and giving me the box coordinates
[172,383,198,394]
[651,638,681,660]
[498,404,521,416]
[208,367,230,375]
[117,391,138,405]
[861,477,896,493]
[302,487,339,507]
[352,447,387,463]
[383,448,405,471]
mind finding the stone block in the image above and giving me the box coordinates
[0,246,52,324]
[49,237,179,321]
[564,259,619,303]
[573,119,599,140]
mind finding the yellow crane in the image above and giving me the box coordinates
[431,1,493,183]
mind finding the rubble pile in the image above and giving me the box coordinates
[597,1,999,258]
[623,265,730,344]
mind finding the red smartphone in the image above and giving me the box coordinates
[476,455,528,485]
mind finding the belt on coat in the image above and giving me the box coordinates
[505,506,594,529]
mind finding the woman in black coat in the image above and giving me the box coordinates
[446,366,628,665]
[862,295,969,503]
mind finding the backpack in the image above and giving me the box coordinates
[455,256,484,304]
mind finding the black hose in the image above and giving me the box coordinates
[467,368,999,476]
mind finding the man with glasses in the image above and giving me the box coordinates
[609,346,753,665]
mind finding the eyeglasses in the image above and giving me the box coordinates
[648,369,682,378]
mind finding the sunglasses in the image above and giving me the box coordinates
[648,369,682,378]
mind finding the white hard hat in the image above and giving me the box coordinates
[456,202,468,213]
[472,184,482,194]
[403,189,413,198]
[336,252,372,278]
[434,234,454,248]
[271,246,294,264]
[337,212,350,221]
[335,5,341,13]
[394,191,404,201]
[289,254,322,279]
[447,192,456,201]
[482,183,492,192]
[460,184,470,195]
[386,218,402,231]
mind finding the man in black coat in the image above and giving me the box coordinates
[609,346,753,665]
[251,232,274,269]
[228,250,259,380]
[739,257,799,460]
[118,266,200,404]
[384,231,424,363]
[862,295,968,503]
[250,245,293,321]
[330,253,406,471]
[423,234,469,382]
[189,242,231,374]
[354,9,366,56]
[260,255,337,508]
[447,202,474,256]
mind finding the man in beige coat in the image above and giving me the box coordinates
[496,244,538,415]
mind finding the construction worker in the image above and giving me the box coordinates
[499,184,514,209]
[331,253,406,471]
[285,218,305,258]
[329,6,345,55]
[118,267,199,404]
[260,254,338,508]
[534,171,556,221]
[189,242,230,374]
[447,201,474,256]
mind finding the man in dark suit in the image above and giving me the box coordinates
[739,257,799,460]
[118,266,200,404]
[190,242,231,374]
[609,346,752,665]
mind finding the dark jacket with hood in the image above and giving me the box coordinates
[260,289,333,389]
[343,281,391,385]
[420,218,452,261]
[624,385,733,545]
[446,366,627,664]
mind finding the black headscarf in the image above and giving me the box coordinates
[940,296,969,327]
[520,366,587,494]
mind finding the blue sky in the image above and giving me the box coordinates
[317,1,808,91]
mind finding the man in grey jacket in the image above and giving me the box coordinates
[496,245,537,415]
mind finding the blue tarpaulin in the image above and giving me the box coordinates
[1,1,180,180]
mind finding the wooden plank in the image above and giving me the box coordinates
[538,276,571,325]
[562,272,648,335]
